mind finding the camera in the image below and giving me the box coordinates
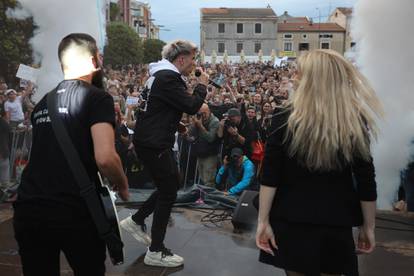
[230,155,240,163]
[224,118,236,128]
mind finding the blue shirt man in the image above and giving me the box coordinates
[216,147,255,196]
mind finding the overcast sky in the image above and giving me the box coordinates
[145,0,357,44]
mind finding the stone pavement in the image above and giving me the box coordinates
[0,203,413,276]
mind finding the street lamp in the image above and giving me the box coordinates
[316,8,321,48]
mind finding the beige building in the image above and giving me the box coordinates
[277,21,346,58]
[328,7,354,52]
[200,7,278,56]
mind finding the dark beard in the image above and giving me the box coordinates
[91,68,104,89]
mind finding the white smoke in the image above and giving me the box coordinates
[352,0,414,209]
[8,0,108,102]
[6,5,31,20]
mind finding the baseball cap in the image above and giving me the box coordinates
[5,89,16,96]
[227,108,241,117]
[230,147,243,158]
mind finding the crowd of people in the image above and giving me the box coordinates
[1,58,413,207]
[103,60,295,195]
[0,58,296,201]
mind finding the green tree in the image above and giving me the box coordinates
[104,22,143,67]
[109,2,120,22]
[0,0,34,86]
[143,39,165,63]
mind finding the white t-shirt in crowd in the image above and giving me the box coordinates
[173,132,179,152]
[5,96,24,122]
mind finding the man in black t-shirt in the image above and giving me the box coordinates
[13,33,129,276]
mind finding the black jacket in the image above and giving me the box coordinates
[134,69,207,150]
[0,118,10,159]
[261,108,377,227]
[222,116,254,159]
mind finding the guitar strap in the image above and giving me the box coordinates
[46,88,123,258]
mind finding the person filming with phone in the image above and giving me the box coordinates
[188,103,220,187]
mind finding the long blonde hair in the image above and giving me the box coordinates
[286,49,383,171]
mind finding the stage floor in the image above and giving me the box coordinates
[0,203,413,276]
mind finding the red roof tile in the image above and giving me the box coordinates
[201,7,277,19]
[278,22,345,32]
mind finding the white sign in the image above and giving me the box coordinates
[16,64,39,83]
[274,56,288,68]
[126,96,139,106]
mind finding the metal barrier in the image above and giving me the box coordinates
[177,135,224,190]
[6,126,222,189]
[9,127,32,182]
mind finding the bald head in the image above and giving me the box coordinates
[199,103,209,113]
[198,103,211,122]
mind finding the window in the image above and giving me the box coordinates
[302,34,308,39]
[299,43,309,51]
[284,42,293,51]
[350,42,356,48]
[236,43,243,53]
[254,43,261,53]
[237,23,243,33]
[218,23,225,33]
[218,42,225,53]
[255,23,262,33]
[319,34,333,38]
[321,42,330,49]
[283,34,293,39]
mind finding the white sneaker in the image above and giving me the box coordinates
[144,247,184,267]
[120,216,151,245]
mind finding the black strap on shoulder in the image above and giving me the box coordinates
[46,89,112,236]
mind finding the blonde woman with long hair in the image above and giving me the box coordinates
[256,49,383,276]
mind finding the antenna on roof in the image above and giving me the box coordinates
[267,3,271,8]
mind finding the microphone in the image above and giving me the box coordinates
[195,69,222,89]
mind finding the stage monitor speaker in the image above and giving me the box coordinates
[232,190,259,231]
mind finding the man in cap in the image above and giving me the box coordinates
[4,89,25,128]
[217,107,254,159]
[215,147,255,196]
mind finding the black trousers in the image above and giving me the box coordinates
[13,218,106,276]
[132,147,180,251]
